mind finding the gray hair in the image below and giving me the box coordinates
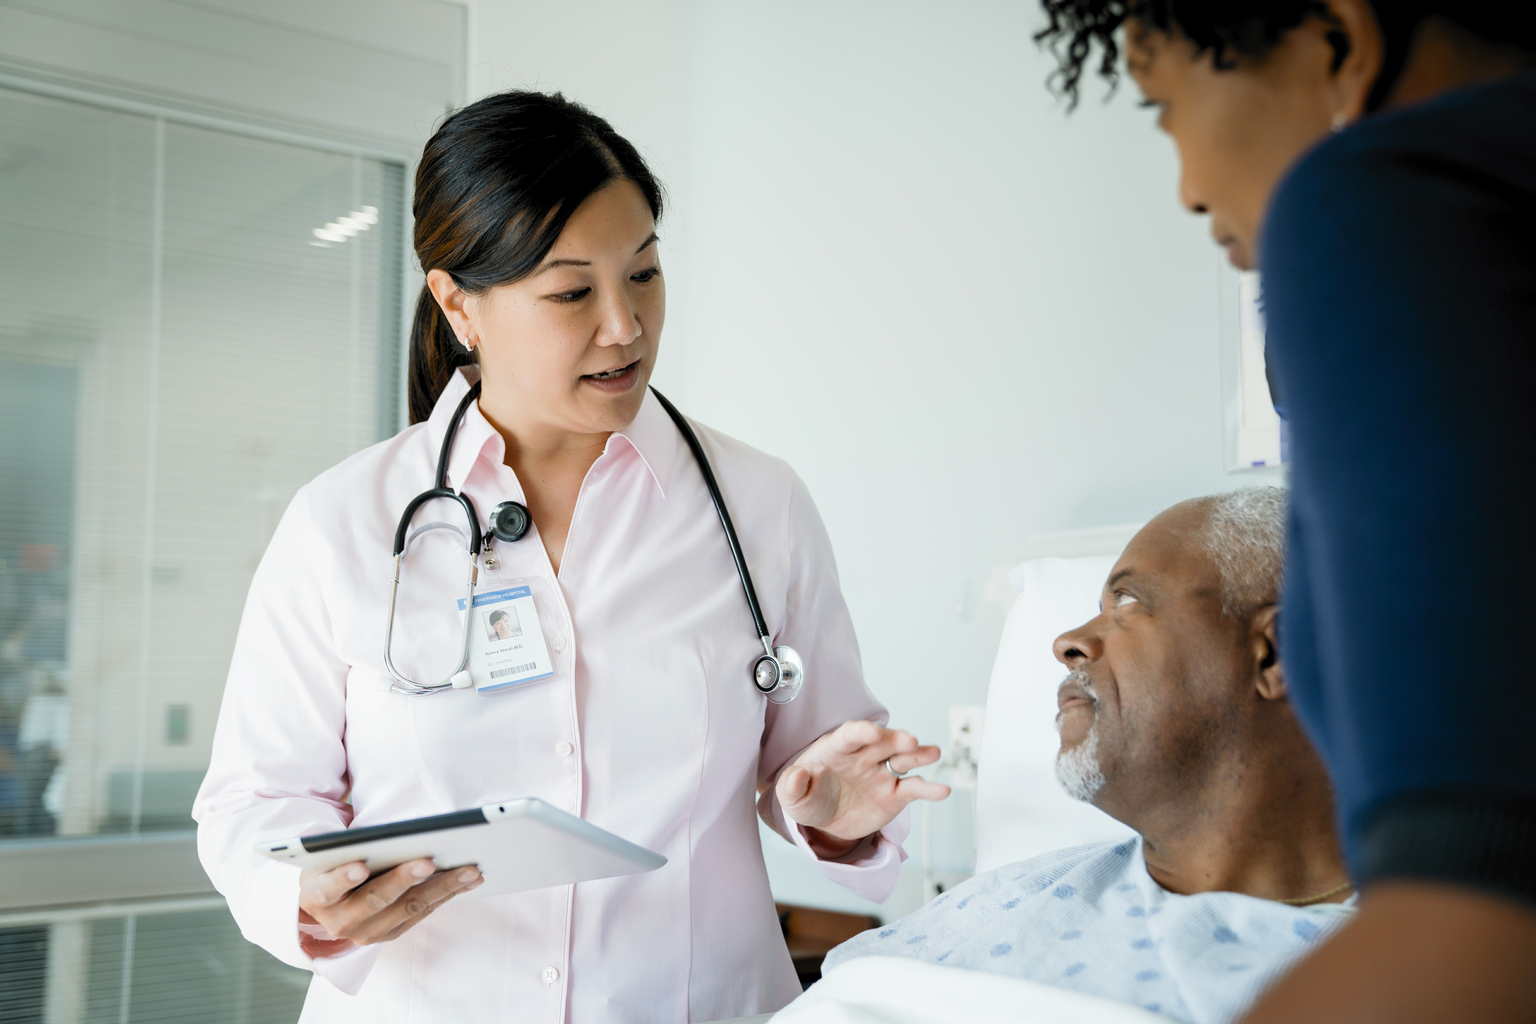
[1055,668,1107,803]
[1182,486,1287,618]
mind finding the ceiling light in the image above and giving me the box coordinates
[309,207,380,247]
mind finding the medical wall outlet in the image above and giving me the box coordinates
[944,705,985,792]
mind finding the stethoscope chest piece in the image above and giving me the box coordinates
[388,381,807,704]
[754,644,804,705]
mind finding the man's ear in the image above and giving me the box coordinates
[1250,604,1286,701]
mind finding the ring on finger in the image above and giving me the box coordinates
[883,757,908,779]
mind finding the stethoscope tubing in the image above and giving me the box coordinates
[384,547,477,694]
[647,387,773,646]
[383,379,799,699]
[392,383,485,558]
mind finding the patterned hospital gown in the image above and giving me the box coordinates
[822,839,1354,1024]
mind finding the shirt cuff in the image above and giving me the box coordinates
[1359,792,1536,911]
[785,803,911,905]
[232,857,382,995]
[307,935,383,996]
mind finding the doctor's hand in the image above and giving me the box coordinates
[297,858,483,958]
[776,721,950,859]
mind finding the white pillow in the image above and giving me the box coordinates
[974,556,1135,875]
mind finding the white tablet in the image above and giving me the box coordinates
[255,797,666,899]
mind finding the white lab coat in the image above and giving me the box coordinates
[194,369,906,1023]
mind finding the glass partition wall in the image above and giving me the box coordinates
[0,82,405,1022]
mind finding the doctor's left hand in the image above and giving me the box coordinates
[777,720,950,859]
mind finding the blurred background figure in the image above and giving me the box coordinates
[16,665,69,835]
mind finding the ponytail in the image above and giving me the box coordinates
[407,284,476,425]
[405,90,664,425]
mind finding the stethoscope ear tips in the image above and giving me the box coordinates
[489,501,532,544]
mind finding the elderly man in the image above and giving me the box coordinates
[823,488,1352,1024]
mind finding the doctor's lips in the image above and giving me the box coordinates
[580,359,640,393]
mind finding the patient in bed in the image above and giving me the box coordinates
[823,488,1353,1024]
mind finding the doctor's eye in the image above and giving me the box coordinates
[1114,592,1140,608]
[549,287,592,304]
[631,267,660,284]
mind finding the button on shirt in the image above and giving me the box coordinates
[193,369,907,1024]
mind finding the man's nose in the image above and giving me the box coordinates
[1053,624,1104,667]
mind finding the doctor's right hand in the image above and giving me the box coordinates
[297,858,483,958]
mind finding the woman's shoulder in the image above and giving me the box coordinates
[253,424,432,566]
[688,417,795,479]
[1274,73,1536,221]
[297,421,434,506]
[639,392,801,500]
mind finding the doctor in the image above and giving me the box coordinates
[194,90,949,1023]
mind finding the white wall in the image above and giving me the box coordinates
[472,0,1282,918]
[468,0,696,393]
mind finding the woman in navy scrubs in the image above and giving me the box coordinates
[1031,2,1536,1021]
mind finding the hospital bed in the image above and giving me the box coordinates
[712,534,1140,1024]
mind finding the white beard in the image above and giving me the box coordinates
[1055,723,1106,803]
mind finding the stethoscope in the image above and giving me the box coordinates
[383,381,804,703]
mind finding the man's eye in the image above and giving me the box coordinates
[1115,593,1140,608]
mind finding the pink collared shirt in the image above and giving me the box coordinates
[194,368,905,1023]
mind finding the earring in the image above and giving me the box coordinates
[1330,112,1347,133]
[458,335,473,351]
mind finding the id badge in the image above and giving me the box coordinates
[456,584,556,693]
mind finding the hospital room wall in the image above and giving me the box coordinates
[469,0,1284,914]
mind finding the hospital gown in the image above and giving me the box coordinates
[822,839,1354,1024]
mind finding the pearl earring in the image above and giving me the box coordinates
[1330,112,1347,133]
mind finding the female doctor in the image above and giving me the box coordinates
[193,90,949,1023]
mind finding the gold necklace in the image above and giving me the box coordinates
[1276,881,1355,906]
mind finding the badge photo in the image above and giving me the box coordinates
[457,584,555,692]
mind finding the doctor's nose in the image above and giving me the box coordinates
[1053,624,1104,668]
[595,288,643,347]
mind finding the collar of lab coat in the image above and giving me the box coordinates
[426,366,678,497]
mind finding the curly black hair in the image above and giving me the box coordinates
[1034,0,1332,108]
[1035,0,1536,110]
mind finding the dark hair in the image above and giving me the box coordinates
[488,610,506,625]
[1035,0,1536,110]
[408,90,664,424]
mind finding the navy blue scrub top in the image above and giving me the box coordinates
[1261,72,1536,907]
